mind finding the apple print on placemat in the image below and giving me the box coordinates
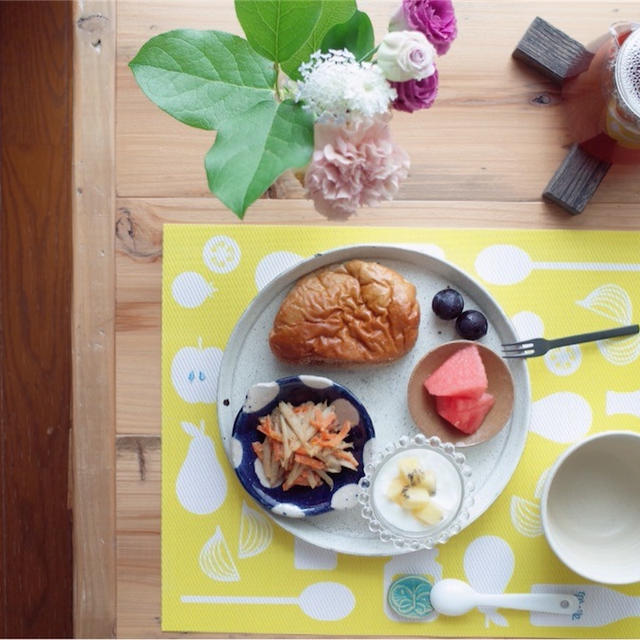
[171,338,223,404]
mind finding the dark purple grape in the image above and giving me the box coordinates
[456,310,488,340]
[431,288,464,320]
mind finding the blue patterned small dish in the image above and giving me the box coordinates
[231,375,376,518]
[387,575,434,619]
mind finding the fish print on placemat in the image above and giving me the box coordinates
[606,390,640,418]
[530,584,640,627]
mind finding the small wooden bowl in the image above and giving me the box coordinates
[407,341,514,447]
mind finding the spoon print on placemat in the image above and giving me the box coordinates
[475,245,640,286]
[181,582,355,621]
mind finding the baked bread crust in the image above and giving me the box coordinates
[269,260,420,364]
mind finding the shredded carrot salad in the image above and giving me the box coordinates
[251,401,358,491]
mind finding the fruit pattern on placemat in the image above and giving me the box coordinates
[162,224,640,637]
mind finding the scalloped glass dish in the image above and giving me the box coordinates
[357,434,474,550]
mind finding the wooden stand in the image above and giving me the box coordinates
[513,17,612,215]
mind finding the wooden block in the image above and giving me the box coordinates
[512,17,594,84]
[543,144,611,215]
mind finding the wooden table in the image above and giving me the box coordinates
[72,0,640,636]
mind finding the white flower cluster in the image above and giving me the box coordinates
[296,49,396,121]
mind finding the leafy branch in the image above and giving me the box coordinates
[130,0,374,218]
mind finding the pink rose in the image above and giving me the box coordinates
[391,68,439,113]
[390,0,457,55]
[304,115,410,217]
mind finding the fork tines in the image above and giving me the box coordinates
[501,341,536,358]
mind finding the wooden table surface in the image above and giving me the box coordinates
[73,0,640,636]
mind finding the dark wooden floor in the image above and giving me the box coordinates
[0,2,74,637]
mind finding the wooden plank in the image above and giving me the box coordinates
[512,16,593,84]
[0,3,74,636]
[543,143,612,214]
[115,0,640,204]
[73,1,117,636]
[113,2,640,637]
[114,198,640,437]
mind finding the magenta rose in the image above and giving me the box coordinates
[390,0,458,55]
[391,68,439,113]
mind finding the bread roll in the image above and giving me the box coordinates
[269,260,420,364]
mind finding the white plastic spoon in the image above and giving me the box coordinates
[429,579,579,616]
[475,245,640,286]
[181,581,355,621]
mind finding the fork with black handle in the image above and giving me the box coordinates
[502,324,639,359]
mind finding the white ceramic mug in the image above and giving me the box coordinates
[540,430,640,584]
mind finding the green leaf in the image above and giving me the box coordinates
[235,0,321,64]
[129,29,276,130]
[205,99,313,218]
[321,10,374,60]
[280,0,357,80]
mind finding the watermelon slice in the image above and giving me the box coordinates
[435,392,495,434]
[424,345,488,399]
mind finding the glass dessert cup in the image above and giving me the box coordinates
[357,434,474,551]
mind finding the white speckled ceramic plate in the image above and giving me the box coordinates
[217,245,531,556]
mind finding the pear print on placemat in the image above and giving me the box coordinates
[238,501,273,559]
[198,526,240,582]
[577,284,640,365]
[171,271,216,308]
[176,421,227,515]
[382,549,443,622]
[464,536,515,628]
[255,251,305,290]
[529,393,592,443]
[170,338,222,404]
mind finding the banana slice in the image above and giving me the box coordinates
[398,457,424,486]
[396,487,432,511]
[415,501,443,526]
[386,477,405,501]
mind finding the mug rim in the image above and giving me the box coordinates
[540,430,640,585]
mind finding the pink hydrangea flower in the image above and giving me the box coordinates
[391,68,439,113]
[390,0,458,55]
[304,115,410,217]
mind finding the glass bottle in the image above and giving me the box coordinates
[562,22,640,164]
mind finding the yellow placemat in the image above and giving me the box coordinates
[162,224,640,636]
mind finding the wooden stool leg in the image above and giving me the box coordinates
[512,16,594,84]
[542,144,611,215]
